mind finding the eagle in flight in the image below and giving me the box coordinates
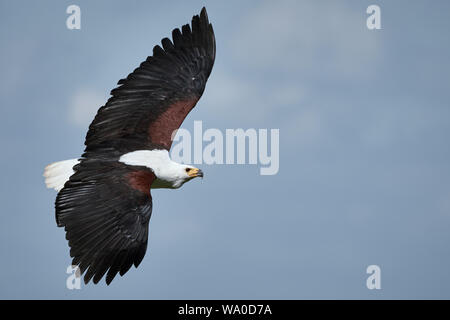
[43,7,215,285]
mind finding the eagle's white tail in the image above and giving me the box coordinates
[43,159,80,192]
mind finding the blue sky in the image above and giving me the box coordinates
[1,0,450,299]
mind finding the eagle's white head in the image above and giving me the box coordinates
[119,150,203,189]
[151,163,203,189]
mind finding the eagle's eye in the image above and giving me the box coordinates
[185,168,191,173]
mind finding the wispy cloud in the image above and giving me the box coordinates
[230,0,382,77]
[67,89,107,128]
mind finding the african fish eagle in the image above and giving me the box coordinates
[43,7,215,285]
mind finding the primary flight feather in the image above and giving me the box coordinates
[43,7,215,285]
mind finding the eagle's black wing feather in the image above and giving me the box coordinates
[55,160,155,285]
[83,7,215,157]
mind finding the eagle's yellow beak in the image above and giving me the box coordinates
[188,168,204,178]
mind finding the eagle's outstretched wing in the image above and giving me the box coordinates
[55,7,215,285]
[83,7,215,158]
[56,160,155,285]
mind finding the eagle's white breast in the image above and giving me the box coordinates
[119,149,189,189]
